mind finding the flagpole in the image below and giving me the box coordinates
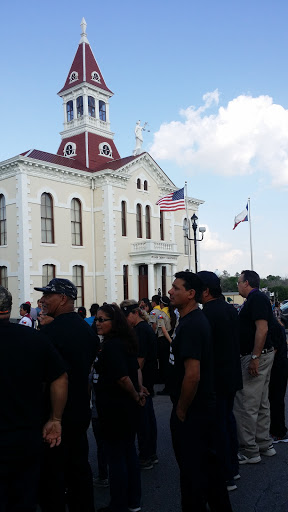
[185,181,192,271]
[248,197,254,270]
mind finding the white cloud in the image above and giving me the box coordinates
[150,91,288,186]
[200,225,230,252]
[200,249,244,274]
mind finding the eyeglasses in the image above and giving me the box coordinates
[96,317,111,323]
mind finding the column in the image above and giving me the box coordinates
[132,264,138,299]
[171,264,177,280]
[148,263,155,298]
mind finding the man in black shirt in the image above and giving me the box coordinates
[0,286,68,512]
[35,278,98,512]
[234,270,275,464]
[198,271,242,491]
[168,272,233,512]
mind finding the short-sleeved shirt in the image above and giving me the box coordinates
[93,337,139,440]
[19,314,33,327]
[202,299,242,395]
[157,310,171,338]
[134,320,157,393]
[168,308,215,413]
[42,312,98,426]
[0,321,66,464]
[238,289,274,354]
[149,306,161,328]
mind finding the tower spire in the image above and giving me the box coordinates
[79,17,89,44]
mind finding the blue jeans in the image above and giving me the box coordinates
[104,437,141,512]
[137,395,157,460]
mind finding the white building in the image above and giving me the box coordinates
[0,19,204,317]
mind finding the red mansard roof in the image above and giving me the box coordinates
[95,154,145,172]
[20,149,89,172]
[58,43,113,95]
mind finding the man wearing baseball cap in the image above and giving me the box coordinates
[35,278,99,512]
[0,286,68,511]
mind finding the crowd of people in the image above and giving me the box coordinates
[0,268,287,512]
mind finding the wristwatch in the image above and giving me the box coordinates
[251,354,260,360]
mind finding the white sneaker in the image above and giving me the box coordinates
[238,453,261,464]
[261,444,276,457]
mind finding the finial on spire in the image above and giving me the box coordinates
[80,18,89,44]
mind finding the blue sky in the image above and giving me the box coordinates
[1,0,288,278]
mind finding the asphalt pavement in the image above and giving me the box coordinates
[88,384,288,512]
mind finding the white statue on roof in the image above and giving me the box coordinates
[133,121,149,156]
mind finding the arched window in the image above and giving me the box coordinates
[42,264,55,287]
[137,179,141,189]
[160,211,164,241]
[67,101,74,122]
[183,218,189,255]
[121,201,127,236]
[88,96,95,117]
[99,142,112,157]
[145,206,151,239]
[144,180,148,191]
[0,266,8,288]
[72,265,84,308]
[91,71,100,83]
[99,101,106,121]
[71,199,82,246]
[69,71,78,83]
[41,193,54,244]
[136,204,142,238]
[63,142,76,157]
[0,194,7,246]
[77,96,83,117]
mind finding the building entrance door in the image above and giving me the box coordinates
[138,265,148,299]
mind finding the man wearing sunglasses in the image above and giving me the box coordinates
[34,278,99,512]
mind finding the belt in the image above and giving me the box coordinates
[240,347,274,357]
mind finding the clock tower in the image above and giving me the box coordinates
[57,18,120,170]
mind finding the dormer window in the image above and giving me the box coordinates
[91,71,101,83]
[69,71,78,83]
[77,96,83,118]
[99,101,106,121]
[99,142,112,158]
[88,96,95,117]
[64,142,76,157]
[67,101,74,122]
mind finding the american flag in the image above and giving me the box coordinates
[156,187,185,211]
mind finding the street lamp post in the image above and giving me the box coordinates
[185,214,206,273]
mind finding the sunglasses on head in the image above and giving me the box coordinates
[96,317,111,323]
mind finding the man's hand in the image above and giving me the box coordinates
[42,419,62,448]
[139,385,150,397]
[176,404,186,422]
[248,358,259,377]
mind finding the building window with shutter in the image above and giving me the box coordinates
[41,193,54,244]
[72,265,84,307]
[136,204,142,238]
[71,199,83,246]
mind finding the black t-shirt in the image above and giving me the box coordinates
[202,299,242,395]
[134,321,157,393]
[42,312,99,426]
[168,308,215,412]
[0,321,66,463]
[270,317,288,370]
[93,337,139,440]
[239,289,274,354]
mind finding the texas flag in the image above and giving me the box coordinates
[233,203,248,230]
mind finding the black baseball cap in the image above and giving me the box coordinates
[34,278,77,300]
[197,271,221,289]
